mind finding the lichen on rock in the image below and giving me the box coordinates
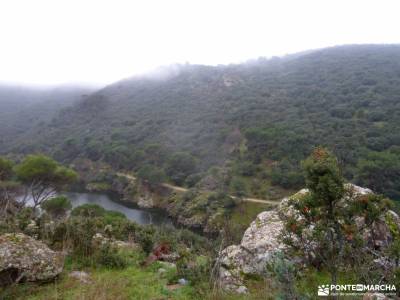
[217,184,400,293]
[0,233,64,285]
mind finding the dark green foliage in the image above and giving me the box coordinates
[270,160,304,189]
[166,152,197,185]
[41,196,72,218]
[0,157,14,181]
[15,154,77,187]
[281,147,393,288]
[176,251,210,285]
[137,165,166,188]
[230,177,247,197]
[15,155,58,183]
[356,149,400,200]
[266,252,297,300]
[2,45,400,199]
[71,203,106,217]
[71,204,126,223]
[96,244,128,269]
[14,154,77,209]
[302,147,344,203]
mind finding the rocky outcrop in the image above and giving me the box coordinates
[0,233,64,285]
[92,233,139,251]
[136,191,155,208]
[68,271,91,284]
[217,184,400,293]
[218,210,284,293]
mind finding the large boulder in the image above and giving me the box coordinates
[218,210,284,293]
[0,233,64,285]
[217,184,400,293]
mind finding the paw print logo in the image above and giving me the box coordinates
[318,285,330,296]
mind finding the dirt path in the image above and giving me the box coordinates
[117,172,279,205]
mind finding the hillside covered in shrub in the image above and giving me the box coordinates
[2,45,400,200]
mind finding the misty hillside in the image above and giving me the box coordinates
[0,85,96,146]
[3,45,400,199]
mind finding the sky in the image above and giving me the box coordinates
[0,0,399,86]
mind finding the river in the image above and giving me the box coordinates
[65,192,172,226]
[23,191,172,226]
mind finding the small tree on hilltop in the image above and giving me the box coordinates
[15,155,77,209]
[281,147,392,290]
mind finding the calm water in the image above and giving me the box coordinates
[23,191,172,226]
[65,192,172,226]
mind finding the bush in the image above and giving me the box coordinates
[176,251,210,285]
[41,196,72,218]
[96,244,128,269]
[137,165,166,188]
[71,203,106,217]
[0,157,14,180]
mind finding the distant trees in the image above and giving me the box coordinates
[270,160,304,189]
[137,165,166,189]
[0,157,20,216]
[15,155,77,209]
[0,157,13,181]
[3,46,400,199]
[166,152,197,185]
[357,149,400,200]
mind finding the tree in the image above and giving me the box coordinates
[0,157,20,217]
[356,150,400,200]
[0,157,14,181]
[15,155,77,209]
[137,165,166,189]
[41,196,72,218]
[166,152,197,185]
[230,177,247,198]
[281,147,391,292]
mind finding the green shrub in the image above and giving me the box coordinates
[104,210,127,223]
[41,196,72,217]
[96,244,128,269]
[176,251,210,285]
[71,203,106,217]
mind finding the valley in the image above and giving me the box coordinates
[1,44,400,299]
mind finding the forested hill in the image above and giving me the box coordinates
[0,84,96,148]
[3,44,400,200]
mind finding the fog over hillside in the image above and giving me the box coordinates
[0,84,97,146]
[1,44,400,200]
[2,1,400,298]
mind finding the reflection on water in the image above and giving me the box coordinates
[65,192,172,226]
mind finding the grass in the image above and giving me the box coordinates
[295,268,361,300]
[230,201,272,228]
[0,252,197,300]
[1,266,196,300]
[0,257,275,300]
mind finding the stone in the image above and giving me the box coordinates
[68,271,91,284]
[0,233,64,284]
[178,278,188,285]
[157,268,166,275]
[92,233,138,250]
[218,210,284,293]
[217,184,400,293]
[158,261,176,269]
[137,193,154,208]
[236,286,248,294]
